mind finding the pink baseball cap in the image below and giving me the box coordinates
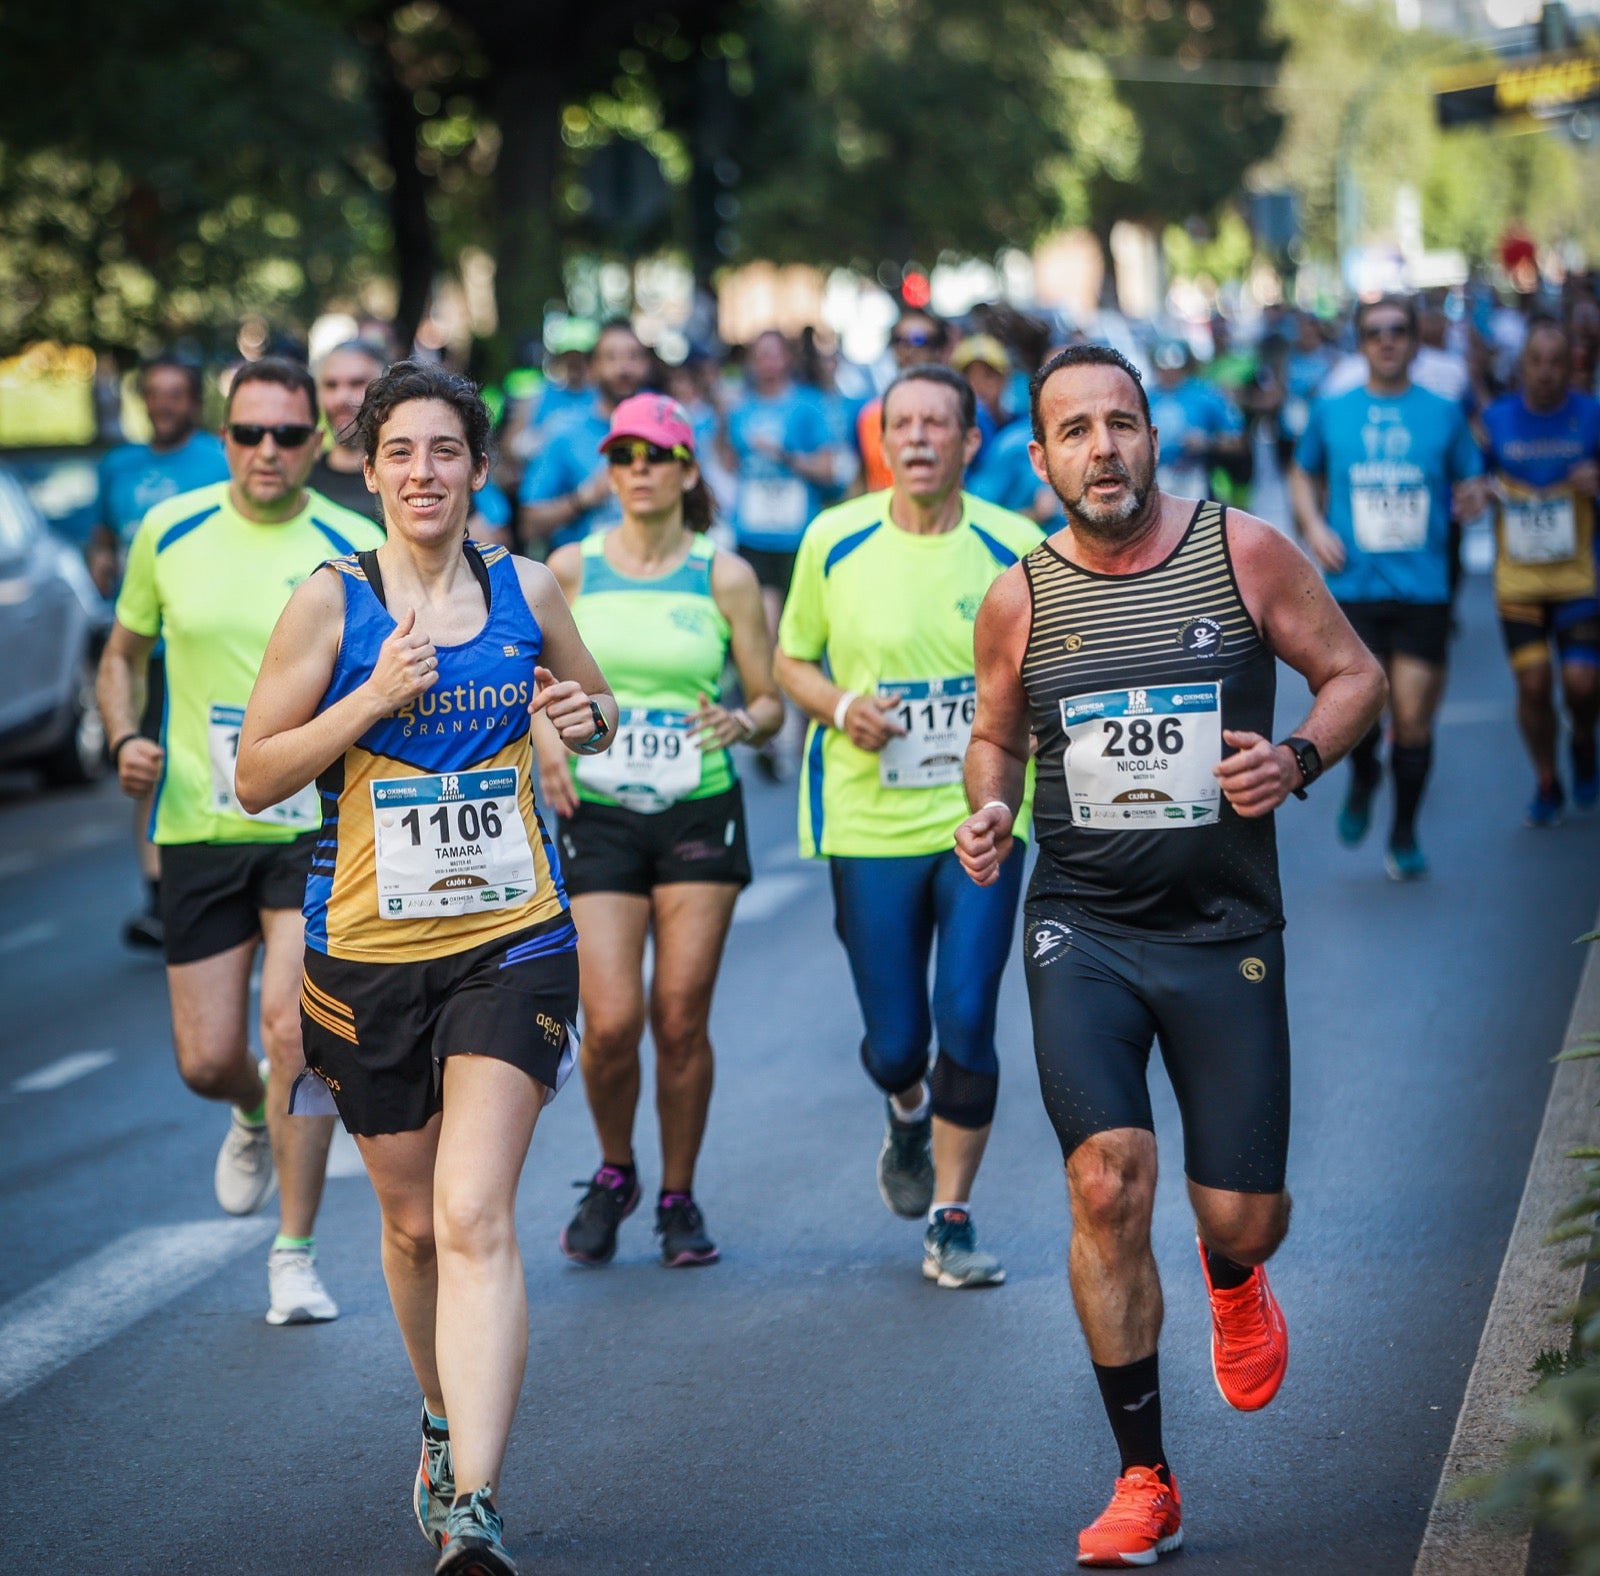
[599,392,696,457]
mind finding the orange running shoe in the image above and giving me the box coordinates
[1199,1240,1288,1411]
[1076,1466,1182,1567]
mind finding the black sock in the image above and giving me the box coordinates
[1205,1248,1253,1290]
[145,878,160,915]
[1348,724,1382,797]
[1390,741,1433,849]
[1091,1353,1169,1481]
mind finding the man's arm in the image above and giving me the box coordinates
[955,565,1033,886]
[1287,462,1344,574]
[96,621,163,796]
[1216,513,1387,819]
[771,649,905,751]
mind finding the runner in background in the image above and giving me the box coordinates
[775,365,1041,1288]
[857,310,952,492]
[1479,316,1600,825]
[96,356,383,1325]
[311,340,389,523]
[536,394,783,1268]
[90,354,230,950]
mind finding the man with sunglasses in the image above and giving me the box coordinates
[97,357,384,1326]
[858,310,951,491]
[1290,295,1485,880]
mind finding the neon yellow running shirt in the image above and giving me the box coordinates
[115,481,385,846]
[779,489,1042,859]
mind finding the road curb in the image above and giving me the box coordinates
[1414,910,1600,1576]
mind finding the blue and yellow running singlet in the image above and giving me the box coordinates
[305,543,570,963]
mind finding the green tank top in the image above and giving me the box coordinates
[569,532,735,810]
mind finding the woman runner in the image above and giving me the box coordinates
[536,393,784,1267]
[236,361,616,1576]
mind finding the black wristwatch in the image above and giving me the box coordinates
[572,700,612,756]
[1280,736,1322,800]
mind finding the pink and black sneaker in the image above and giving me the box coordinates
[656,1193,719,1267]
[559,1165,640,1265]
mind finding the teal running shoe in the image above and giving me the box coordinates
[922,1207,1005,1288]
[1384,843,1429,882]
[414,1407,453,1549]
[1525,783,1565,829]
[1336,778,1377,847]
[876,1098,934,1219]
[436,1484,517,1575]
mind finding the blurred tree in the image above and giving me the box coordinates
[0,0,386,356]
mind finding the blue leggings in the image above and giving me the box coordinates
[829,846,1025,1128]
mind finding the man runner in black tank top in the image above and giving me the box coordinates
[955,346,1385,1567]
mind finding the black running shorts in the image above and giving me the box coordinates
[737,545,798,595]
[298,914,580,1137]
[557,783,752,897]
[159,833,317,966]
[1024,911,1290,1194]
[1339,599,1452,668]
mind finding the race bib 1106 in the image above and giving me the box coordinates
[371,768,535,919]
[1061,683,1221,830]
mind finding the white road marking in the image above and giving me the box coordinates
[732,872,811,925]
[12,1049,117,1093]
[0,822,119,880]
[0,921,61,956]
[1414,909,1600,1575]
[0,1218,274,1406]
[325,1126,366,1179]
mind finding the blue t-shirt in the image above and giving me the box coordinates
[517,400,618,550]
[533,380,593,433]
[472,479,513,529]
[1149,378,1241,493]
[98,432,229,545]
[1281,348,1336,440]
[726,385,832,551]
[966,420,1051,517]
[1296,383,1483,605]
[1480,390,1600,490]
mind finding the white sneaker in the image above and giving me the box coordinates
[265,1245,339,1325]
[214,1111,275,1216]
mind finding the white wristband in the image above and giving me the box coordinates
[981,799,1013,819]
[833,691,860,731]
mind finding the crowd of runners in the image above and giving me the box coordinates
[76,276,1599,1572]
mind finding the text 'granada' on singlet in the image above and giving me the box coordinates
[1021,501,1283,941]
[305,541,570,963]
[567,531,734,813]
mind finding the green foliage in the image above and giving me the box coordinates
[1469,937,1600,1571]
[0,0,385,355]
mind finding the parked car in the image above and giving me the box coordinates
[0,458,111,785]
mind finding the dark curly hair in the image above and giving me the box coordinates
[356,359,492,468]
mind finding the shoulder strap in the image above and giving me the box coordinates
[357,540,493,614]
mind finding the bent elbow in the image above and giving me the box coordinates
[232,760,269,816]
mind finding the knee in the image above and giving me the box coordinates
[1068,1137,1156,1240]
[384,1205,436,1270]
[176,1044,248,1101]
[860,1034,927,1098]
[1516,666,1554,707]
[929,1050,998,1129]
[1198,1194,1290,1265]
[583,1009,645,1067]
[260,1016,305,1078]
[435,1183,512,1261]
[1564,666,1598,707]
[650,999,709,1072]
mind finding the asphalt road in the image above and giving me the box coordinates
[1,569,1595,1575]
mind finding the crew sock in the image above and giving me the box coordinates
[890,1081,931,1124]
[237,1095,267,1128]
[144,877,161,916]
[1390,740,1433,849]
[423,1405,449,1438]
[1091,1352,1169,1483]
[597,1160,636,1189]
[1204,1247,1253,1290]
[272,1233,314,1253]
[659,1189,693,1209]
[1348,723,1382,793]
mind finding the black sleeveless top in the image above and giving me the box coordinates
[1021,501,1283,940]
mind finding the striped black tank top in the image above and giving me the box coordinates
[1021,501,1283,940]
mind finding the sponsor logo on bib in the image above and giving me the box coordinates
[1179,616,1225,657]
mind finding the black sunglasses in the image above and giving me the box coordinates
[227,423,317,448]
[606,440,688,467]
[1361,323,1410,343]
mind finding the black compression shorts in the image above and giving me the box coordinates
[297,914,580,1136]
[1024,913,1290,1194]
[557,783,752,897]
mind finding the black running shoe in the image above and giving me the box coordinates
[559,1165,640,1265]
[436,1485,517,1575]
[656,1194,719,1267]
[121,910,164,950]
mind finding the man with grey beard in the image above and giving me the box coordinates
[954,345,1385,1567]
